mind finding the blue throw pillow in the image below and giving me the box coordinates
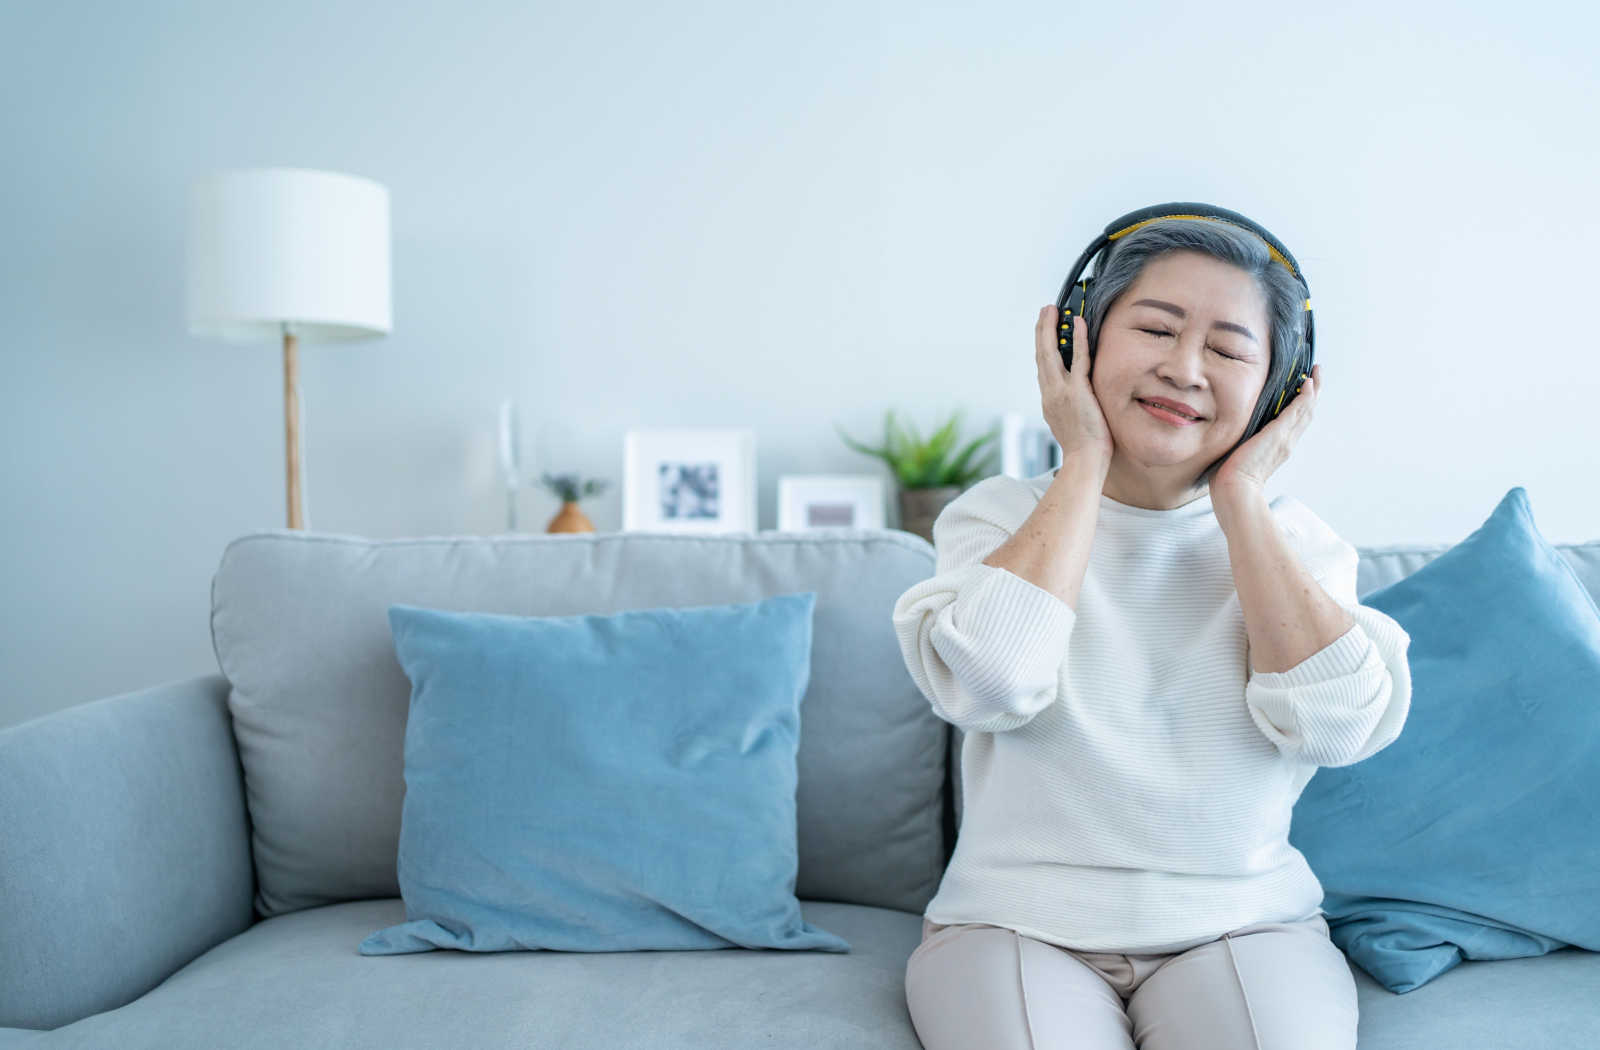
[360,591,851,955]
[1289,487,1600,993]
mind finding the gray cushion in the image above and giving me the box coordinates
[34,899,926,1050]
[29,898,1600,1050]
[210,529,947,918]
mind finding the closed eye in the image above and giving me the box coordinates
[1138,328,1242,361]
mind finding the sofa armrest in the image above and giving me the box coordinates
[0,673,255,1031]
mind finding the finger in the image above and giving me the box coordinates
[1036,308,1061,390]
[1072,314,1088,379]
[1296,374,1317,426]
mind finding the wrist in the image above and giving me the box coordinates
[1213,482,1268,531]
[1057,452,1110,485]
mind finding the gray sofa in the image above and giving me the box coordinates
[3,525,1598,1048]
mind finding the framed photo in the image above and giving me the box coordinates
[623,427,757,534]
[775,475,886,532]
[1000,411,1061,480]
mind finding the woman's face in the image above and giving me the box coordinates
[1090,250,1274,510]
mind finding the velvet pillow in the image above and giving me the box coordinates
[1289,487,1600,992]
[360,591,850,955]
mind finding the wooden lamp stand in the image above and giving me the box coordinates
[283,326,303,530]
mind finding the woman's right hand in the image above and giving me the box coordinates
[1036,304,1114,475]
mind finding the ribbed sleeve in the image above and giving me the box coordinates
[891,476,1076,732]
[1244,526,1414,768]
[892,562,1076,733]
[1244,605,1411,767]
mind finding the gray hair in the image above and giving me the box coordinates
[1082,217,1309,492]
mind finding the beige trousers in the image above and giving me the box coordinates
[904,912,1358,1050]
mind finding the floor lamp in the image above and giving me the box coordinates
[186,167,392,529]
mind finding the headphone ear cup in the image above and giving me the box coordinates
[1271,352,1308,420]
[1058,277,1093,371]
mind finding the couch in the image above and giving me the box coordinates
[2,524,1597,1049]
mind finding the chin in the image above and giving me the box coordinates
[1121,415,1205,445]
[1113,440,1202,468]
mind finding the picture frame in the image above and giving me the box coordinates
[622,427,757,534]
[1000,411,1061,480]
[775,474,886,532]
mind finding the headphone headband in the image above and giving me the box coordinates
[1054,201,1315,427]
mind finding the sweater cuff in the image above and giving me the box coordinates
[1248,621,1372,688]
[960,563,1077,674]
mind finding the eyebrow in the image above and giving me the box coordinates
[1130,299,1258,344]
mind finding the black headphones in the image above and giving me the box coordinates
[1055,201,1315,441]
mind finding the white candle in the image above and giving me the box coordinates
[498,400,520,491]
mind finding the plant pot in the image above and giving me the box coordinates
[546,500,595,534]
[897,485,962,545]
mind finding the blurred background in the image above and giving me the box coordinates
[3,0,1595,727]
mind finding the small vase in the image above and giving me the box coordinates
[897,485,962,545]
[546,501,595,534]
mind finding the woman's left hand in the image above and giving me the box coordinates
[1211,364,1320,502]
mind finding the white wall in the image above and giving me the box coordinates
[3,0,1596,728]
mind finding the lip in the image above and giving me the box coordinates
[1137,396,1205,419]
[1137,399,1203,426]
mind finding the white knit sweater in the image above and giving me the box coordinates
[891,469,1413,954]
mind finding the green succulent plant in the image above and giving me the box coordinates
[836,409,1000,490]
[539,472,609,503]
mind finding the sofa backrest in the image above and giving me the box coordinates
[944,539,1600,845]
[210,528,948,920]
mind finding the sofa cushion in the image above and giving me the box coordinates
[210,530,946,919]
[30,898,1600,1049]
[361,595,849,955]
[39,899,929,1050]
[1289,487,1600,992]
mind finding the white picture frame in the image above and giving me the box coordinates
[774,474,886,533]
[1000,411,1061,480]
[622,427,757,534]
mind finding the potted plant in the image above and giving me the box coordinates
[539,472,610,534]
[835,409,999,543]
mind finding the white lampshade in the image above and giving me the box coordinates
[186,167,391,342]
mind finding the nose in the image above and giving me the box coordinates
[1156,332,1208,388]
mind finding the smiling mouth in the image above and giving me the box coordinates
[1136,399,1204,422]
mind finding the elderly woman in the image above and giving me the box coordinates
[892,217,1412,1050]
